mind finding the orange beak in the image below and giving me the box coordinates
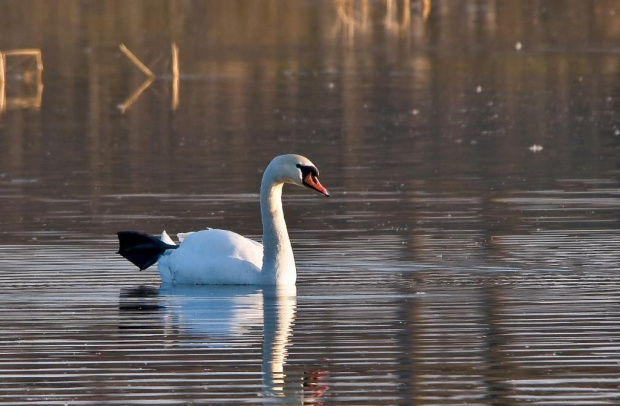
[303,173,330,197]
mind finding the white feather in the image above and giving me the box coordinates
[177,231,196,243]
[160,230,176,246]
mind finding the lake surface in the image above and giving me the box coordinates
[1,1,620,404]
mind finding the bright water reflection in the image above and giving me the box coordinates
[121,285,300,403]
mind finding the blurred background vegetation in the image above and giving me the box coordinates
[1,0,620,250]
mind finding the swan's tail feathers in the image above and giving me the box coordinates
[117,231,178,271]
[160,230,176,246]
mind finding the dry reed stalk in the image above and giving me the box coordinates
[0,50,43,112]
[0,52,4,113]
[118,77,154,113]
[171,43,180,111]
[34,80,43,108]
[171,43,179,80]
[3,49,41,58]
[119,44,155,79]
[171,77,179,111]
[35,50,43,72]
[0,81,5,113]
[0,52,5,84]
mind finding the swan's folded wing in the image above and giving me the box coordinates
[177,232,193,243]
[177,228,210,243]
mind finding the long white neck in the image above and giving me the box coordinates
[260,171,296,285]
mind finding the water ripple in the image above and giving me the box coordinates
[0,244,618,404]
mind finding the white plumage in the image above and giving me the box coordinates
[158,229,264,284]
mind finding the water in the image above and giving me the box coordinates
[1,1,620,404]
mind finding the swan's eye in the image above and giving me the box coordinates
[296,164,319,180]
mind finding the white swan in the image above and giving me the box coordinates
[117,154,329,285]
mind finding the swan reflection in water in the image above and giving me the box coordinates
[119,284,327,402]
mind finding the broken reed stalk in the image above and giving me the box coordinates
[119,44,155,79]
[118,76,154,113]
[1,49,43,78]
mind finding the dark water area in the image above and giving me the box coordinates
[1,0,620,404]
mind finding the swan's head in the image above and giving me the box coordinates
[266,154,330,197]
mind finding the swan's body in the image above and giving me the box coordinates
[117,154,329,286]
[158,229,264,284]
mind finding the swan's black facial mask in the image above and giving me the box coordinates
[296,164,330,197]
